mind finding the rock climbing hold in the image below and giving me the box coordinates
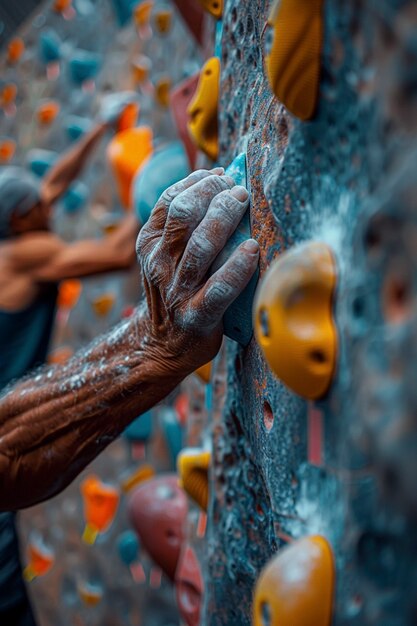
[53,0,72,12]
[196,0,222,19]
[39,29,61,65]
[77,581,103,606]
[121,463,155,493]
[123,410,153,443]
[159,407,184,464]
[57,279,82,310]
[195,361,212,384]
[117,530,140,566]
[177,448,210,511]
[254,242,337,400]
[107,126,153,209]
[64,115,92,141]
[69,50,101,85]
[27,149,58,177]
[170,73,199,169]
[187,57,220,161]
[7,38,25,64]
[91,293,116,317]
[128,474,188,580]
[132,142,190,225]
[23,537,55,582]
[266,0,324,120]
[63,181,89,213]
[0,139,16,163]
[132,55,152,85]
[36,101,60,125]
[155,76,172,107]
[154,7,173,34]
[253,535,334,626]
[81,476,120,544]
[1,84,17,108]
[175,545,204,626]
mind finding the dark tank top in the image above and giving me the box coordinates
[0,283,57,612]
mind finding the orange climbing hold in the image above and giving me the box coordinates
[121,463,156,493]
[48,346,74,365]
[107,126,153,208]
[57,279,82,310]
[1,84,17,107]
[134,0,154,27]
[23,540,55,582]
[117,102,139,132]
[0,139,16,163]
[253,535,334,626]
[53,0,72,12]
[7,38,25,64]
[37,101,60,125]
[77,581,103,606]
[196,0,223,19]
[254,242,337,400]
[187,57,220,161]
[81,476,120,544]
[178,449,211,511]
[266,0,324,120]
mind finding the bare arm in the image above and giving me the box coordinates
[0,168,259,510]
[40,122,108,207]
[11,213,139,281]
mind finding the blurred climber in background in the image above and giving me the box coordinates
[0,104,139,626]
[0,169,259,504]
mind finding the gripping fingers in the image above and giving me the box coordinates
[197,239,260,326]
[162,174,236,247]
[175,186,250,288]
[146,167,225,232]
[137,167,224,258]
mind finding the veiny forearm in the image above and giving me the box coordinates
[0,305,185,511]
[41,122,107,206]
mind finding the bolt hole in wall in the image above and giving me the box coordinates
[382,271,413,325]
[263,400,274,432]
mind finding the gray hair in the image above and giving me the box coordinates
[0,167,40,239]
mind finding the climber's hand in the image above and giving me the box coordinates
[136,168,260,374]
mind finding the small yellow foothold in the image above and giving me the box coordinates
[196,0,223,19]
[121,464,156,493]
[253,536,334,626]
[91,293,115,317]
[266,0,324,121]
[155,77,172,107]
[82,523,99,545]
[254,242,337,400]
[195,361,212,384]
[178,449,211,511]
[154,8,173,33]
[187,57,220,162]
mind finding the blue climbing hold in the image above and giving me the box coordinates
[27,149,58,178]
[63,181,89,213]
[39,29,61,64]
[117,530,140,565]
[132,142,190,226]
[69,51,101,85]
[65,116,92,142]
[123,410,153,442]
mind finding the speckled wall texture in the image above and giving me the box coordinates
[206,0,417,624]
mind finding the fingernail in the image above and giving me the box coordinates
[230,186,249,202]
[242,238,259,254]
[211,167,225,175]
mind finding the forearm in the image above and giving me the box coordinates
[41,122,108,205]
[0,304,186,511]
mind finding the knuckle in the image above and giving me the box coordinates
[169,194,193,222]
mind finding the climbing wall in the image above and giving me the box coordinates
[2,0,417,625]
[206,0,417,625]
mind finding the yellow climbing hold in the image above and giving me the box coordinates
[266,0,324,120]
[254,242,337,400]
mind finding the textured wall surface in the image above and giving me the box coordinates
[205,0,417,624]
